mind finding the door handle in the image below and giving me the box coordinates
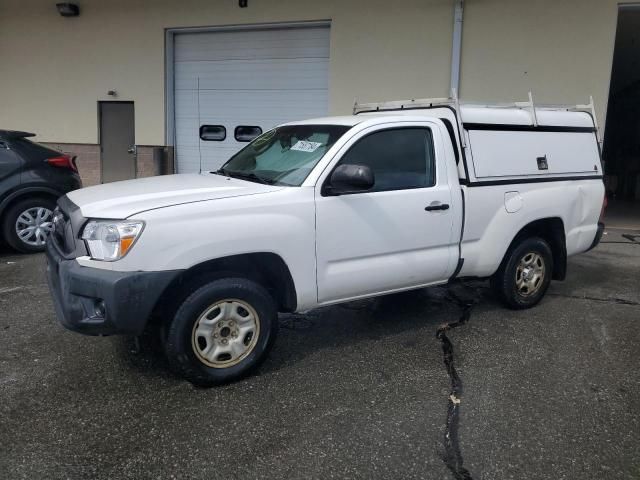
[127,145,137,155]
[425,203,450,212]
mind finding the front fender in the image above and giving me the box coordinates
[102,189,319,311]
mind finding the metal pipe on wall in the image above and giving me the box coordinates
[450,0,465,94]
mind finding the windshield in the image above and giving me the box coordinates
[215,124,351,186]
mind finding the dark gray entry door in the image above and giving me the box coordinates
[100,102,135,183]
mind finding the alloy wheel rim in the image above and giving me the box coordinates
[191,299,260,368]
[515,252,545,297]
[15,207,54,247]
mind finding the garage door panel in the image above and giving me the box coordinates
[175,145,242,168]
[174,27,330,62]
[175,59,330,91]
[174,90,198,118]
[200,145,243,172]
[174,25,330,173]
[197,90,328,115]
[175,146,203,173]
[175,90,328,126]
[176,146,245,174]
[174,119,200,147]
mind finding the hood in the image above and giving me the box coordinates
[67,173,283,219]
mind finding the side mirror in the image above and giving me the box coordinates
[325,164,375,195]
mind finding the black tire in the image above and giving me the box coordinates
[164,278,278,387]
[1,197,57,253]
[491,236,554,310]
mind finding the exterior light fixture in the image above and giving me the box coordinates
[56,3,80,17]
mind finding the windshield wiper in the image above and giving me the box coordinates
[218,170,276,185]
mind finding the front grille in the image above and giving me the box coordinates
[51,207,73,254]
[53,196,88,259]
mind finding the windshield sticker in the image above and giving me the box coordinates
[290,140,323,153]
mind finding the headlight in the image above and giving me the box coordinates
[81,220,144,261]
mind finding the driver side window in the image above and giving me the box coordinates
[337,127,436,192]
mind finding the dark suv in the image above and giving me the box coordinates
[0,130,82,253]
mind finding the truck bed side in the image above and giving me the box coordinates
[459,179,604,278]
[457,112,604,278]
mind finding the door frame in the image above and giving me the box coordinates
[98,100,136,184]
[163,19,332,170]
[313,120,460,304]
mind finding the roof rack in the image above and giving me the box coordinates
[353,96,454,114]
[573,96,601,144]
[353,89,468,146]
[353,91,601,144]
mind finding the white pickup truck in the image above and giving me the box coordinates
[46,98,606,386]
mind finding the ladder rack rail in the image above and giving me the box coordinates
[353,91,600,142]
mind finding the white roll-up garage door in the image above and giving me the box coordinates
[173,25,330,173]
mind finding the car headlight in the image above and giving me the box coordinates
[81,220,144,261]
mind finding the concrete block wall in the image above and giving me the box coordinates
[135,146,158,180]
[43,143,101,186]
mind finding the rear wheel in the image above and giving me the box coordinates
[1,197,56,253]
[164,278,278,386]
[491,236,553,309]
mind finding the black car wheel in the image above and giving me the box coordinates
[164,277,279,387]
[491,236,554,310]
[2,197,57,253]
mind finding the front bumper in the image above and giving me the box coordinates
[46,240,180,336]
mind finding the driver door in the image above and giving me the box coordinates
[314,123,458,304]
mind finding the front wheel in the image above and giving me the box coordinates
[491,236,554,310]
[164,278,278,386]
[1,197,57,253]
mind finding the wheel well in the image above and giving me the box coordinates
[0,191,58,224]
[150,252,297,324]
[508,217,567,281]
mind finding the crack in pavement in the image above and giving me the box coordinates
[436,286,482,480]
[621,234,640,244]
[0,287,23,294]
[548,293,640,306]
[433,283,637,480]
[0,284,48,295]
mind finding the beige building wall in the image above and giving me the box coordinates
[460,0,620,130]
[0,0,623,154]
[0,0,453,146]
